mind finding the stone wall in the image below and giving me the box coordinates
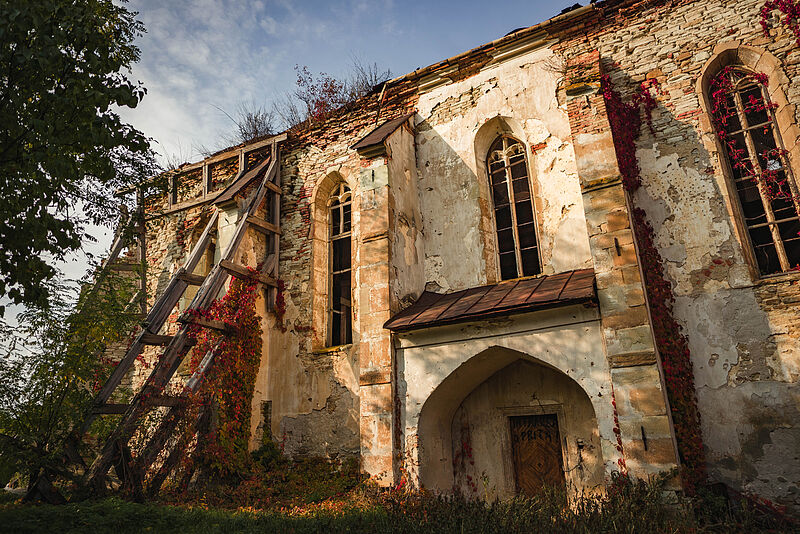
[130,0,800,508]
[553,0,800,509]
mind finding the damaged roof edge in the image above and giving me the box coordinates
[379,3,595,89]
[121,0,643,196]
[351,113,415,154]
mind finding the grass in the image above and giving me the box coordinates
[1,475,795,534]
[2,449,794,533]
[0,498,392,534]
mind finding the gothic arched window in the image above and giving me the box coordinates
[487,136,541,280]
[328,183,352,346]
[710,67,800,275]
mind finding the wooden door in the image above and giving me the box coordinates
[509,414,565,496]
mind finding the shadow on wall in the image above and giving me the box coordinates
[602,60,800,509]
[414,111,590,294]
[412,342,608,497]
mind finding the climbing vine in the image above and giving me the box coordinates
[601,75,707,494]
[709,67,797,204]
[759,0,800,46]
[177,271,263,480]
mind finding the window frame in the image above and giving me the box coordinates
[486,135,542,280]
[327,182,353,347]
[710,67,800,277]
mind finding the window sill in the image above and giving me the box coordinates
[312,343,354,356]
[755,269,800,286]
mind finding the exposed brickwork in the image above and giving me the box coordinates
[128,0,800,508]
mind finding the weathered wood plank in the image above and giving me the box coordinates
[220,259,277,287]
[139,333,173,346]
[247,215,280,234]
[264,180,282,195]
[93,404,129,415]
[178,272,206,285]
[178,313,234,333]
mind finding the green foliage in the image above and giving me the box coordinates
[0,475,792,533]
[0,270,140,489]
[0,0,157,311]
[164,452,364,510]
[251,436,285,472]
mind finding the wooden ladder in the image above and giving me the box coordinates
[28,140,283,501]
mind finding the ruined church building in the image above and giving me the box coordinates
[134,0,800,511]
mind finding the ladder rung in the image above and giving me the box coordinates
[220,259,277,287]
[178,272,206,285]
[140,333,173,346]
[246,215,280,234]
[147,395,187,408]
[108,262,141,271]
[178,314,234,333]
[93,395,187,416]
[264,181,282,195]
[93,403,128,415]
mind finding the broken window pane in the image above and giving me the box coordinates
[712,69,800,275]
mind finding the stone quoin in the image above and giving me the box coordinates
[128,0,800,512]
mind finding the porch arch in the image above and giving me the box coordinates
[415,344,611,493]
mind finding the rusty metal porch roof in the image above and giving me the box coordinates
[384,268,596,332]
[351,113,415,152]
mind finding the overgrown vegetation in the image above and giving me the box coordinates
[0,266,141,492]
[1,472,793,533]
[0,0,157,310]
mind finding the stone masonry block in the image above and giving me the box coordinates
[606,210,631,232]
[360,383,393,417]
[606,325,655,355]
[623,437,677,466]
[602,306,650,330]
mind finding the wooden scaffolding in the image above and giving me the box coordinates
[26,135,285,502]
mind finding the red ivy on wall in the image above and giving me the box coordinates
[601,75,707,494]
[182,272,263,478]
[759,0,800,46]
[709,67,796,205]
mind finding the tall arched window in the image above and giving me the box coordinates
[710,67,800,275]
[329,183,352,346]
[487,136,541,280]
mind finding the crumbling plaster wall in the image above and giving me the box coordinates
[414,46,592,292]
[257,140,368,459]
[451,359,605,500]
[386,124,426,310]
[396,304,625,492]
[569,0,800,508]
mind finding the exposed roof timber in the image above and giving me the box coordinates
[117,132,286,195]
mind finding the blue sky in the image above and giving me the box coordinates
[121,0,581,163]
[4,0,581,321]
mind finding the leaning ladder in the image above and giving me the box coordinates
[32,140,282,501]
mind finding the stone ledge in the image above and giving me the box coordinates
[610,351,657,368]
[359,368,392,386]
[582,175,623,193]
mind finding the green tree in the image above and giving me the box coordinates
[0,270,140,490]
[0,0,157,312]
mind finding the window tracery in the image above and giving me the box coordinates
[710,66,800,275]
[487,136,541,280]
[328,182,352,345]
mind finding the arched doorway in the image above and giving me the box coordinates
[416,346,605,498]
